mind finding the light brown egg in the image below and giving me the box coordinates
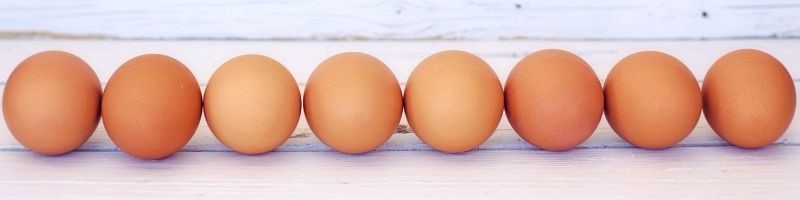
[204,54,300,154]
[2,51,101,155]
[505,49,603,151]
[405,50,504,153]
[703,49,795,148]
[304,52,403,154]
[102,54,202,160]
[604,51,701,149]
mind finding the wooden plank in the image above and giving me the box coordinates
[1,40,799,86]
[1,147,799,199]
[0,0,799,40]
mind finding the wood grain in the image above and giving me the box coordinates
[0,0,799,40]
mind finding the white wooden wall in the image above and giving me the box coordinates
[1,0,799,40]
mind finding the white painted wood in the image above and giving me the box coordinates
[1,40,799,86]
[2,147,799,199]
[1,0,799,40]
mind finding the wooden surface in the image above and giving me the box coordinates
[3,148,800,199]
[1,0,799,40]
[1,40,799,199]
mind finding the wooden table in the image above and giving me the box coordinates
[0,40,798,199]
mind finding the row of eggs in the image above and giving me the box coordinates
[2,49,795,160]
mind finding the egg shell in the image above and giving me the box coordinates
[703,49,795,148]
[404,50,504,153]
[102,54,202,160]
[303,52,403,154]
[204,54,301,154]
[604,51,701,149]
[2,51,101,155]
[505,49,603,151]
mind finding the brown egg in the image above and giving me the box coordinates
[605,51,701,149]
[703,49,795,148]
[405,50,504,153]
[102,54,202,160]
[2,51,101,155]
[204,54,301,154]
[304,52,403,154]
[505,49,603,151]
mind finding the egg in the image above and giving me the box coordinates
[304,52,403,154]
[505,49,603,151]
[703,49,795,148]
[2,51,101,155]
[405,50,504,153]
[204,54,301,154]
[102,54,202,160]
[604,51,701,149]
